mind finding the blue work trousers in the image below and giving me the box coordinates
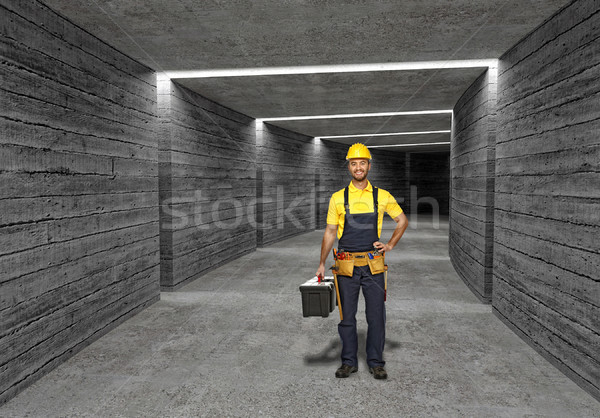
[337,265,386,368]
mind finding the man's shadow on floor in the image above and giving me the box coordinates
[303,330,401,365]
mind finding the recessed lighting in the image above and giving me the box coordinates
[257,110,452,122]
[316,130,451,140]
[164,59,498,79]
[367,142,451,148]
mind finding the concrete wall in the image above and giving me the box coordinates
[0,0,160,404]
[158,79,256,289]
[370,149,410,214]
[409,152,451,216]
[449,69,498,302]
[315,140,348,228]
[256,124,317,246]
[494,0,599,399]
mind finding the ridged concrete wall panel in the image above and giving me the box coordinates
[0,0,160,404]
[257,124,316,246]
[158,80,256,290]
[410,152,450,215]
[494,0,600,400]
[449,69,497,302]
[314,140,348,228]
[371,150,410,214]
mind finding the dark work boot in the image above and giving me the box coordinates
[335,364,358,378]
[369,366,388,380]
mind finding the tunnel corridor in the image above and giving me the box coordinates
[1,0,598,412]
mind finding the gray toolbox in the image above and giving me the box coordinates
[299,276,335,317]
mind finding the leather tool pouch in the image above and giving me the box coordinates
[367,255,386,275]
[335,258,355,277]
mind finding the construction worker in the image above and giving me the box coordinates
[316,143,408,379]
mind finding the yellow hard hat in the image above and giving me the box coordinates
[346,143,372,160]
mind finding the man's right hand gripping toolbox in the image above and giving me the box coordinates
[299,276,335,318]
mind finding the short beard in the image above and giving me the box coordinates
[352,171,368,181]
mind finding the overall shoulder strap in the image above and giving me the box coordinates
[344,187,349,212]
[373,187,379,212]
[373,187,379,232]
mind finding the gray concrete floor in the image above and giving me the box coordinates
[2,216,599,417]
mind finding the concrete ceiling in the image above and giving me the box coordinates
[174,68,487,118]
[43,0,568,152]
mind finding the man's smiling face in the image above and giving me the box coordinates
[348,158,370,182]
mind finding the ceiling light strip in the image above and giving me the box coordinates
[317,130,451,140]
[258,110,452,122]
[165,59,498,79]
[368,142,451,148]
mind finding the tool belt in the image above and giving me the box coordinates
[335,251,386,276]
